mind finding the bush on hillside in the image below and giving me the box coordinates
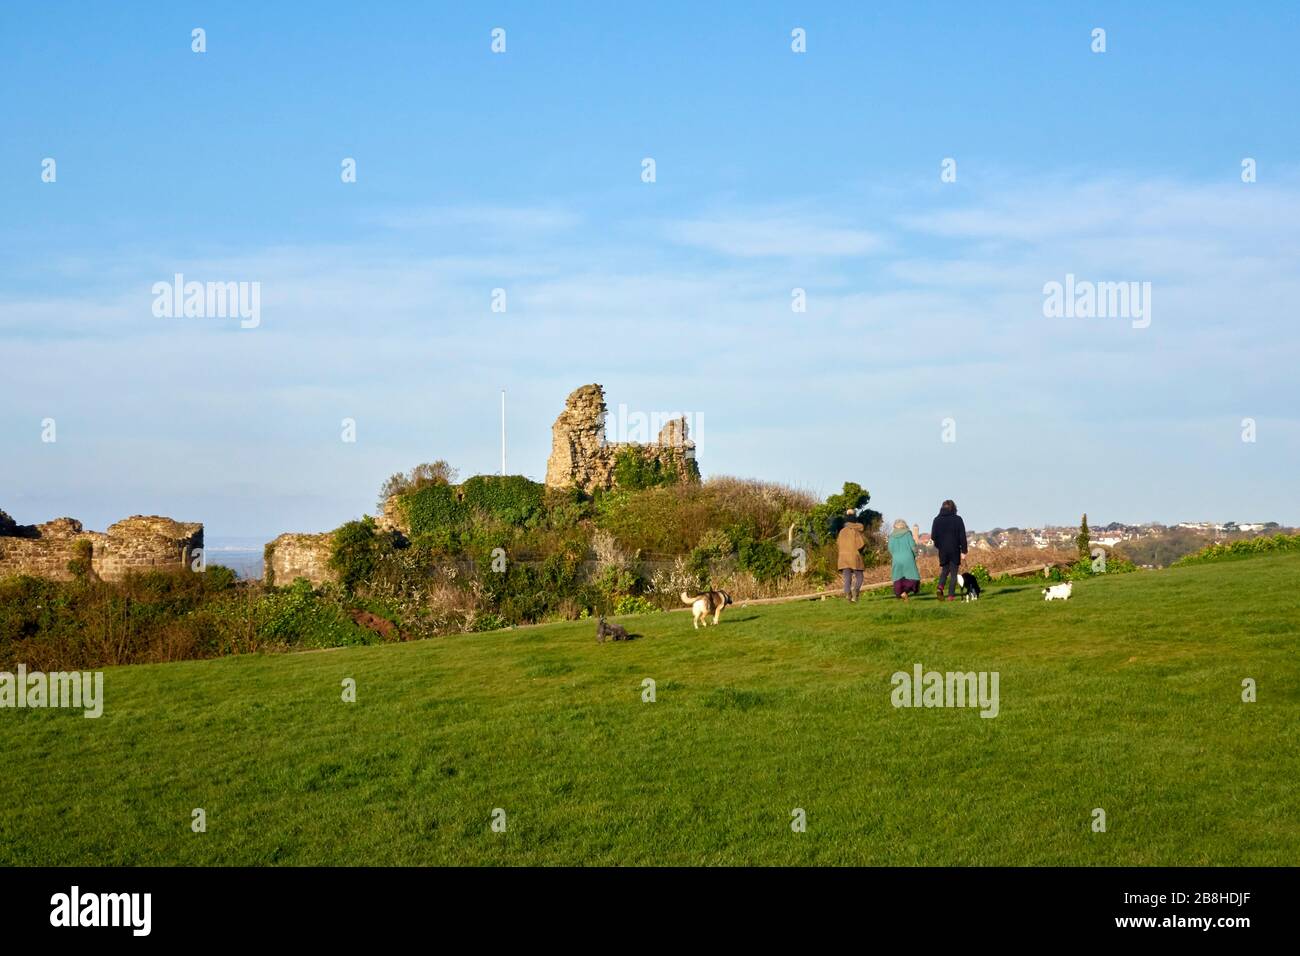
[377,460,457,510]
[737,538,789,584]
[807,482,883,544]
[1172,533,1300,567]
[0,567,383,671]
[596,477,815,554]
[542,486,594,530]
[612,447,682,490]
[66,539,95,581]
[614,595,658,615]
[460,475,546,526]
[251,578,371,649]
[400,482,466,538]
[329,517,398,592]
[203,564,238,592]
[1099,552,1138,575]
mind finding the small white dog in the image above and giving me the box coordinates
[1042,581,1073,601]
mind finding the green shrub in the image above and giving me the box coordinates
[0,575,65,648]
[400,483,465,536]
[696,528,732,556]
[477,554,530,606]
[497,592,543,625]
[539,545,585,593]
[1059,549,1143,579]
[614,595,659,615]
[612,448,681,490]
[460,475,546,526]
[329,517,392,592]
[685,548,714,588]
[595,564,641,599]
[738,538,789,583]
[682,528,732,586]
[596,477,814,554]
[203,564,237,592]
[471,612,507,632]
[0,566,378,670]
[409,525,460,555]
[1097,552,1138,575]
[66,539,94,581]
[1172,533,1300,567]
[807,482,883,545]
[544,486,593,529]
[1065,558,1094,580]
[377,460,457,510]
[253,579,370,648]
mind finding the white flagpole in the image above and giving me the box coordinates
[500,389,506,475]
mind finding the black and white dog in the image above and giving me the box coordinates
[955,573,982,602]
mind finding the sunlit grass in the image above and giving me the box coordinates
[2,554,1296,865]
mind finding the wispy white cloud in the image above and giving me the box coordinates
[664,213,884,258]
[898,176,1300,244]
[368,204,582,234]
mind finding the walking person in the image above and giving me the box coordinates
[836,508,866,602]
[930,499,967,601]
[888,519,921,600]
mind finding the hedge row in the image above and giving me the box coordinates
[1172,533,1300,567]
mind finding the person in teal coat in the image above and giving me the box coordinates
[888,519,922,600]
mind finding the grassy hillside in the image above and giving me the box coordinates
[2,554,1296,866]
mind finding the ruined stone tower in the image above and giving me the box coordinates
[544,384,698,493]
[0,510,203,582]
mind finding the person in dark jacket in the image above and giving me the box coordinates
[930,499,967,601]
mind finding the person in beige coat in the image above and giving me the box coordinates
[836,508,866,602]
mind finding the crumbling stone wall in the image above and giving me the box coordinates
[0,510,202,582]
[268,496,411,588]
[375,495,409,535]
[265,532,334,587]
[97,516,204,580]
[544,384,699,493]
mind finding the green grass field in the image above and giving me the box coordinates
[2,554,1297,866]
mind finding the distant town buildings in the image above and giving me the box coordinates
[968,521,1284,551]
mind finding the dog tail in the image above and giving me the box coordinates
[681,592,700,605]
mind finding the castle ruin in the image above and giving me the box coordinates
[0,510,203,582]
[544,384,698,493]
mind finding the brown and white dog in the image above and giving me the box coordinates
[680,590,732,628]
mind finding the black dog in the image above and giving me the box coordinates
[955,573,982,602]
[595,616,631,643]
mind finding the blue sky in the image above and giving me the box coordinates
[2,1,1297,538]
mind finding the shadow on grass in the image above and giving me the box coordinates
[719,613,761,624]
